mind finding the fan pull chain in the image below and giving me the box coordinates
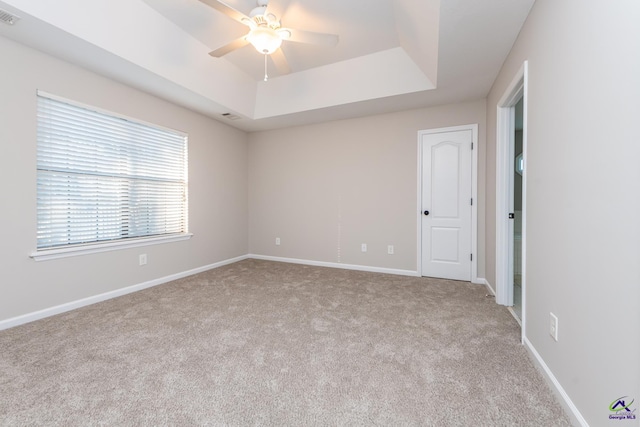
[264,54,268,82]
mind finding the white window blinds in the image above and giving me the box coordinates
[36,92,188,250]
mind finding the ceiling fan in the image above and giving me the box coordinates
[199,0,339,80]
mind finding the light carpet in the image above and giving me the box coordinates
[0,259,571,426]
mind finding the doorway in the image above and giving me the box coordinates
[496,61,528,335]
[512,97,524,319]
[418,125,478,282]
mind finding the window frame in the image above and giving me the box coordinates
[31,91,192,261]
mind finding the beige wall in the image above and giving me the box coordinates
[0,36,248,322]
[486,0,640,424]
[248,101,486,274]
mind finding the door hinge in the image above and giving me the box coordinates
[470,254,473,261]
[471,142,474,150]
[471,198,473,206]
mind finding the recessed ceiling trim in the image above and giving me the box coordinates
[0,0,536,132]
[254,47,435,119]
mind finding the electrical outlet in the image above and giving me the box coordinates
[275,237,281,246]
[549,312,558,341]
[361,243,367,252]
[139,254,147,266]
[387,245,394,255]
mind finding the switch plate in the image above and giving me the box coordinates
[275,237,281,246]
[387,245,394,255]
[361,243,367,252]
[550,312,558,341]
[139,254,147,266]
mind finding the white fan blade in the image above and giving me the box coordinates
[198,0,251,25]
[284,28,339,47]
[209,36,250,57]
[271,48,291,75]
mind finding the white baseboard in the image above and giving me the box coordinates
[248,254,420,277]
[0,253,589,427]
[471,277,496,295]
[523,337,589,427]
[0,254,454,331]
[473,277,489,286]
[1,254,415,331]
[0,255,249,331]
[482,278,497,296]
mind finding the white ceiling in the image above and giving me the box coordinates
[0,0,535,132]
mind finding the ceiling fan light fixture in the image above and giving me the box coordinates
[277,28,291,40]
[246,26,282,54]
[241,17,257,29]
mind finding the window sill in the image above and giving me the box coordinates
[30,233,193,262]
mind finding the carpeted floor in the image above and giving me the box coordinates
[0,259,571,426]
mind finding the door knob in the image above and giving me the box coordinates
[424,210,430,216]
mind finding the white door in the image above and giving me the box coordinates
[421,130,472,281]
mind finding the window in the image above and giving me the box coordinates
[35,92,189,258]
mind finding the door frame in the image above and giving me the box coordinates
[496,61,528,338]
[417,124,479,283]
